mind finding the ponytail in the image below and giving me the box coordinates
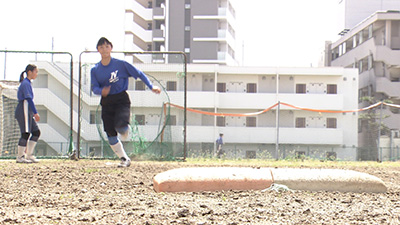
[19,64,37,83]
[19,71,25,83]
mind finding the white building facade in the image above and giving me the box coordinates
[31,61,359,160]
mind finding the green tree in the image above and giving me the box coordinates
[358,96,392,161]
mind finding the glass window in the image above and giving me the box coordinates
[135,80,145,91]
[167,81,177,91]
[327,84,337,94]
[295,117,306,128]
[135,115,145,125]
[246,83,257,93]
[246,117,256,127]
[90,110,97,124]
[326,118,337,128]
[296,84,306,94]
[216,116,225,127]
[168,115,176,126]
[217,83,226,93]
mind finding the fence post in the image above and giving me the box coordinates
[377,101,383,162]
[275,101,280,160]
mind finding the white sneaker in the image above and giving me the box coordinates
[118,158,131,168]
[16,156,32,164]
[120,125,132,141]
[26,155,39,163]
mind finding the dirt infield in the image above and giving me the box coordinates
[0,159,399,224]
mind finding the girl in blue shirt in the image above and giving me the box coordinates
[91,37,160,167]
[15,64,40,163]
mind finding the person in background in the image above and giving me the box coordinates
[91,37,161,167]
[15,64,40,163]
[216,133,224,158]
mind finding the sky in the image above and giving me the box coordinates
[0,0,341,81]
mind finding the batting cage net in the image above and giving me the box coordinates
[77,51,187,161]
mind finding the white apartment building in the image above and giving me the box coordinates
[328,10,400,160]
[29,61,358,160]
[124,0,238,65]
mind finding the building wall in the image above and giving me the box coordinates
[339,0,400,31]
[328,11,400,159]
[167,0,185,52]
[124,0,237,65]
[32,61,359,160]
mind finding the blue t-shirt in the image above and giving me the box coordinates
[17,78,37,114]
[91,58,153,96]
[216,137,223,145]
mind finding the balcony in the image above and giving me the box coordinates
[376,77,400,97]
[153,7,165,20]
[182,126,344,145]
[331,38,376,67]
[125,22,152,43]
[215,93,345,110]
[125,0,152,21]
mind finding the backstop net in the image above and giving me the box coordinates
[0,50,74,159]
[0,81,19,157]
[78,52,186,161]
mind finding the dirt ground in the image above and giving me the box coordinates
[0,159,399,225]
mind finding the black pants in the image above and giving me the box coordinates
[100,91,131,137]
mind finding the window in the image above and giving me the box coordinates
[216,116,225,127]
[135,115,145,125]
[168,115,176,126]
[327,84,337,94]
[246,117,256,127]
[217,83,226,92]
[37,110,47,123]
[167,81,177,91]
[358,118,362,133]
[90,110,97,124]
[246,83,257,93]
[295,117,306,128]
[296,84,306,94]
[326,118,337,128]
[135,80,145,91]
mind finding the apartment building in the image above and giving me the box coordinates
[29,61,358,160]
[337,0,400,34]
[327,10,400,160]
[124,0,238,65]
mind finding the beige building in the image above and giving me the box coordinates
[327,10,400,160]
